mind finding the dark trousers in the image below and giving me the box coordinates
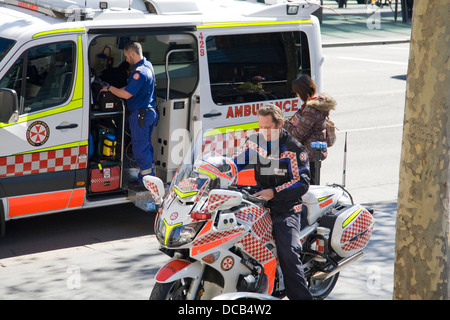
[272,211,313,300]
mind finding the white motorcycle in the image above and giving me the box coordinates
[144,137,374,300]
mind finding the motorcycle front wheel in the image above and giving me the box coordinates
[150,279,194,300]
[308,272,339,300]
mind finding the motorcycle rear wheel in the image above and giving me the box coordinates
[308,272,339,300]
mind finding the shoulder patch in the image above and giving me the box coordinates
[299,152,308,162]
[133,73,140,80]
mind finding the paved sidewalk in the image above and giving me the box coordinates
[319,1,412,46]
[327,200,396,300]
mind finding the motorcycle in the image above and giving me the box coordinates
[144,135,374,300]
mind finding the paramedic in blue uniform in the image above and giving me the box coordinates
[232,104,313,300]
[101,41,157,189]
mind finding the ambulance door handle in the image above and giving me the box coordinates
[203,112,222,118]
[56,123,78,130]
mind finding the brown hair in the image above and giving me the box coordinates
[292,74,317,102]
[258,104,284,126]
[124,41,143,56]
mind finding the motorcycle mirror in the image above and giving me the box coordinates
[206,190,242,211]
[143,175,165,204]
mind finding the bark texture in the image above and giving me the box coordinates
[394,0,450,300]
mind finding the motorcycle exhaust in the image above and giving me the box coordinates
[312,251,364,281]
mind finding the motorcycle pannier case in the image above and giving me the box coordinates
[320,204,374,257]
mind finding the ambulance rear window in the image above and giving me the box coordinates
[0,37,16,63]
[206,31,311,106]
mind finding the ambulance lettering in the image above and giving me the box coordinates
[226,99,299,119]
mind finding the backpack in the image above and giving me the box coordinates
[325,117,337,147]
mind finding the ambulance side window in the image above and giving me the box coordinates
[206,31,311,106]
[0,41,75,114]
[0,37,16,63]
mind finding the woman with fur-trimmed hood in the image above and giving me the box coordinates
[283,75,336,184]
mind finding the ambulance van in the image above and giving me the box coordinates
[0,0,323,236]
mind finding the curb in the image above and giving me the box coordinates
[322,37,410,47]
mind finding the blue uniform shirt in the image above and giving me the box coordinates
[125,57,156,111]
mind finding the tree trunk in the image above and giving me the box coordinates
[393,0,450,300]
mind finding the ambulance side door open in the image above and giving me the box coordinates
[0,34,86,219]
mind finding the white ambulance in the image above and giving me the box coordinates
[0,0,323,236]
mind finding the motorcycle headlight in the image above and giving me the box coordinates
[156,216,204,247]
[155,216,167,245]
[169,223,204,247]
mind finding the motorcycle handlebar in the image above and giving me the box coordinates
[229,186,267,206]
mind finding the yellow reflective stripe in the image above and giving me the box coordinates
[174,187,198,199]
[197,168,216,180]
[163,219,182,246]
[33,28,86,39]
[73,35,84,101]
[198,20,311,29]
[16,140,88,155]
[343,209,362,228]
[0,99,82,128]
[318,195,333,202]
[203,121,259,137]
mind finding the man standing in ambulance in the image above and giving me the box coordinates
[102,41,157,189]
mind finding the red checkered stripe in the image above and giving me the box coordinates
[235,206,266,223]
[341,210,374,252]
[144,180,161,200]
[193,180,209,202]
[206,194,237,212]
[192,226,246,247]
[0,146,88,178]
[252,210,274,244]
[91,175,120,184]
[237,233,275,264]
[275,151,299,193]
[203,129,257,157]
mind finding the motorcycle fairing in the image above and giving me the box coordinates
[237,206,277,293]
[191,226,246,257]
[155,259,202,283]
[238,233,277,293]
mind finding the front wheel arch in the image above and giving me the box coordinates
[150,279,195,300]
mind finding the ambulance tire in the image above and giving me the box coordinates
[0,202,5,238]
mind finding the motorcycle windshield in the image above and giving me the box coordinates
[170,131,234,199]
[171,163,209,198]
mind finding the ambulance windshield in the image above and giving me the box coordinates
[0,37,15,63]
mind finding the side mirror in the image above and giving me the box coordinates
[206,189,242,212]
[143,175,165,204]
[0,88,19,123]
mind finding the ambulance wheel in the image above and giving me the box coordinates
[149,279,194,300]
[308,272,339,300]
[0,203,5,238]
